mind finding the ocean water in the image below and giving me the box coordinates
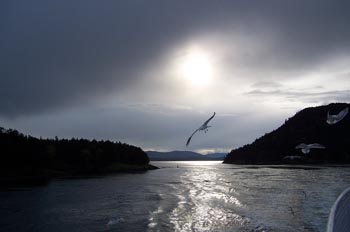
[1,161,350,232]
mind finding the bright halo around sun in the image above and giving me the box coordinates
[179,48,213,86]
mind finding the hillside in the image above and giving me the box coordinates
[224,103,350,164]
[147,151,226,161]
[0,127,156,183]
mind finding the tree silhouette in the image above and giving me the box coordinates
[224,103,350,164]
[0,127,150,180]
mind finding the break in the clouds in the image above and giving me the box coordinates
[1,1,350,152]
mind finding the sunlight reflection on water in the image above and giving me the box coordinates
[1,161,350,232]
[166,162,250,232]
[150,161,350,232]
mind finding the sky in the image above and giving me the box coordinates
[1,1,350,154]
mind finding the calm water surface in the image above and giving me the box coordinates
[1,161,350,232]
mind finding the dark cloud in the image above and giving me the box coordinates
[1,0,350,117]
[0,1,195,116]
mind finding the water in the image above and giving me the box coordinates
[1,161,350,232]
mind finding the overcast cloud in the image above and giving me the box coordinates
[1,1,350,153]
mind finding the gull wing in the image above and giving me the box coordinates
[202,112,216,126]
[337,107,349,120]
[186,129,199,146]
[328,107,349,124]
[295,143,306,149]
[309,143,325,149]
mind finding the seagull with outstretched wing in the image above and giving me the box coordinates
[295,143,325,154]
[186,112,215,146]
[327,107,349,125]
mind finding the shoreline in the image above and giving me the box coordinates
[0,163,159,188]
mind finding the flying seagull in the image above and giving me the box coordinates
[327,107,349,125]
[186,112,215,146]
[295,143,325,154]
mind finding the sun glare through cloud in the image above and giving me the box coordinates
[178,47,214,87]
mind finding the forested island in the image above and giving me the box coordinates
[224,103,350,164]
[0,127,157,184]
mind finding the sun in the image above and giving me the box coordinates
[179,48,213,86]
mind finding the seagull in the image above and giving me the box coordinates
[327,107,349,125]
[295,143,325,154]
[283,155,303,160]
[186,112,215,146]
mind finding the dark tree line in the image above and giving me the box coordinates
[0,127,149,177]
[224,103,350,164]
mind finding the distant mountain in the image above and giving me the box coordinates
[224,103,350,164]
[147,150,226,161]
[206,153,227,160]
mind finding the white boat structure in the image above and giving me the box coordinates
[327,186,350,232]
